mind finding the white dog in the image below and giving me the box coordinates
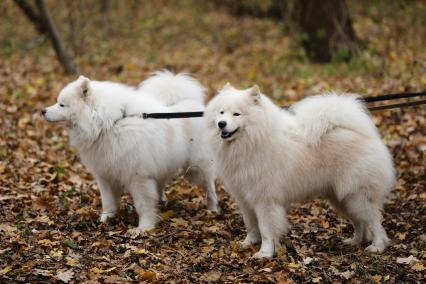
[43,71,218,231]
[205,83,395,258]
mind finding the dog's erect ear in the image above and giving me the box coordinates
[222,82,233,91]
[249,85,261,104]
[78,75,90,98]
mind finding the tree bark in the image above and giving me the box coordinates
[35,0,79,74]
[14,0,46,34]
[293,0,358,62]
[14,0,79,74]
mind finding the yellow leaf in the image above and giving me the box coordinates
[0,266,12,275]
[160,210,174,220]
[320,220,330,229]
[50,249,63,258]
[247,69,256,81]
[38,239,53,246]
[25,84,36,95]
[90,267,116,274]
[288,262,299,269]
[124,63,134,71]
[171,218,188,227]
[277,244,287,256]
[201,246,213,254]
[411,262,425,272]
[107,230,122,236]
[138,270,156,281]
[132,249,149,255]
[396,232,407,240]
[90,267,102,274]
[203,238,215,245]
[35,78,45,86]
[372,275,382,283]
[66,257,79,267]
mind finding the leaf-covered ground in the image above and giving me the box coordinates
[0,1,425,282]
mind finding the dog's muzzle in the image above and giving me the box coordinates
[221,128,239,139]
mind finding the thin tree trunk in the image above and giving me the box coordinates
[35,0,79,74]
[14,0,46,34]
[294,0,358,62]
[14,0,79,74]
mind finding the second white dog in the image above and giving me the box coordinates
[43,71,218,232]
[205,83,395,258]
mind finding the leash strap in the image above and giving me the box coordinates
[362,91,426,103]
[142,111,204,119]
[116,91,426,121]
[367,99,426,111]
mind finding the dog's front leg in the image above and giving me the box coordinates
[237,199,260,249]
[97,176,121,222]
[252,201,288,258]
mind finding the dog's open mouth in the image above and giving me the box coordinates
[221,128,239,139]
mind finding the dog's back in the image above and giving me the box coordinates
[138,70,205,106]
[292,93,379,146]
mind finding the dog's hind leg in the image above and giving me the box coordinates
[128,178,160,232]
[252,201,288,258]
[97,176,122,222]
[185,167,219,212]
[328,193,365,246]
[343,193,389,252]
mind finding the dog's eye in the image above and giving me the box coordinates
[59,103,65,107]
[233,113,241,116]
[220,111,224,115]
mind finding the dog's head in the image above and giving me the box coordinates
[42,75,91,123]
[205,83,263,143]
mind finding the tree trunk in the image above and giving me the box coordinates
[14,0,79,74]
[35,0,79,74]
[294,0,358,62]
[14,0,46,34]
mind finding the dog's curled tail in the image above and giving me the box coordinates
[138,70,205,106]
[292,93,380,147]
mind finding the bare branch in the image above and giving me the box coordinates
[34,0,79,74]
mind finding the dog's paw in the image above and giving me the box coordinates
[239,234,261,250]
[365,244,385,253]
[252,250,274,259]
[100,212,116,223]
[207,205,220,213]
[343,237,361,246]
[239,240,252,251]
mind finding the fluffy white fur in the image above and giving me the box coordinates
[43,71,218,231]
[205,83,395,258]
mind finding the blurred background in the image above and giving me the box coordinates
[1,0,425,101]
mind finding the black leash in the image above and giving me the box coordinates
[142,111,204,119]
[362,91,426,103]
[116,90,426,121]
[367,99,426,111]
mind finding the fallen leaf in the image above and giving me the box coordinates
[56,269,74,283]
[372,275,382,283]
[138,270,156,281]
[411,263,425,272]
[338,270,355,280]
[396,255,418,265]
[132,249,149,255]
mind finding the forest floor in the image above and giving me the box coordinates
[0,1,425,282]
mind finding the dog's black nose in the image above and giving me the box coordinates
[218,121,227,129]
[41,109,46,115]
